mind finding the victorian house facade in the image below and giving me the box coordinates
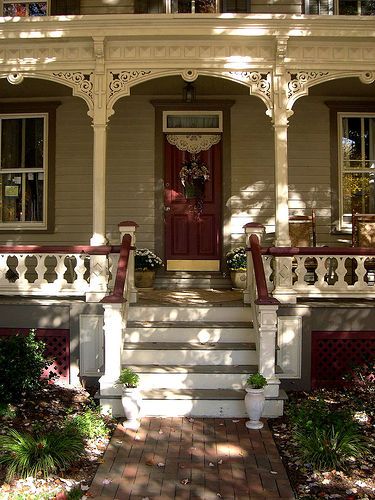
[0,0,374,417]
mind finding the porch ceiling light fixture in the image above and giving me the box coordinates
[183,81,196,103]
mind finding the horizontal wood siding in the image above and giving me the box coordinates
[251,0,302,14]
[288,97,335,246]
[80,0,134,14]
[106,97,155,248]
[230,96,275,246]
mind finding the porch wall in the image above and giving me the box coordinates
[106,97,156,248]
[80,0,134,15]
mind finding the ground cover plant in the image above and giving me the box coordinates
[0,331,115,499]
[270,383,375,499]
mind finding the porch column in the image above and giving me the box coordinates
[271,67,295,303]
[119,221,138,303]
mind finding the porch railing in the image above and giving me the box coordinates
[262,246,375,299]
[0,244,121,297]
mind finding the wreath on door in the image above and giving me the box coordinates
[179,155,210,216]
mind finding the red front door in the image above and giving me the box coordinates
[164,138,222,271]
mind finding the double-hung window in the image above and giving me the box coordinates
[339,113,375,227]
[0,113,47,229]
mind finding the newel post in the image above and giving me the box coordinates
[243,223,265,304]
[118,221,138,303]
[257,304,280,398]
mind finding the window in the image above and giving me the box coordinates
[2,1,48,16]
[163,111,223,132]
[339,113,375,226]
[222,0,251,12]
[0,114,47,228]
[304,0,375,14]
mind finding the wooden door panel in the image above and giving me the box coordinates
[164,138,222,268]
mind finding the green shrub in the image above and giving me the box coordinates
[290,397,368,469]
[294,423,368,469]
[0,330,50,404]
[64,407,108,440]
[246,373,267,389]
[0,427,84,480]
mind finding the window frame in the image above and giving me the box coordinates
[327,101,375,233]
[304,0,374,15]
[0,102,59,233]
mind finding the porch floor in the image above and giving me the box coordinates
[89,417,295,499]
[136,288,245,307]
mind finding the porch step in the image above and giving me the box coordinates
[125,321,254,342]
[120,364,257,389]
[99,389,288,418]
[121,342,257,365]
[154,271,233,290]
[128,305,252,322]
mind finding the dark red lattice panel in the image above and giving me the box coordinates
[0,328,70,383]
[311,331,375,389]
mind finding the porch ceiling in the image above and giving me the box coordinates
[0,78,72,99]
[308,77,375,97]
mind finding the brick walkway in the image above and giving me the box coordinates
[89,417,295,499]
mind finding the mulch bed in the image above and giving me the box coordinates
[0,382,115,499]
[269,386,375,500]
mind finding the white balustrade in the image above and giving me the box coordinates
[264,253,375,299]
[0,252,92,296]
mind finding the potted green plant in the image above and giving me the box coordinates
[117,368,142,429]
[226,247,247,289]
[134,248,163,288]
[244,373,267,430]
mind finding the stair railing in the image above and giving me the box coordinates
[245,228,280,399]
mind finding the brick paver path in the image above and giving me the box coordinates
[89,417,295,499]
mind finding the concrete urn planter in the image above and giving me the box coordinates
[230,270,246,290]
[244,387,265,430]
[121,387,142,429]
[134,270,155,288]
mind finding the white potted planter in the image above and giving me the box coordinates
[244,373,267,430]
[117,368,142,429]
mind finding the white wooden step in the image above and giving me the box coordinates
[99,389,287,418]
[128,305,252,323]
[124,321,255,343]
[121,342,257,365]
[123,364,257,389]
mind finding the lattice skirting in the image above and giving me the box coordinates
[311,331,375,388]
[0,328,70,383]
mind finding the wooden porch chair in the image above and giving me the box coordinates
[351,213,375,285]
[289,209,317,247]
[352,213,375,248]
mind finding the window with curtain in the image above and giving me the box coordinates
[163,112,223,132]
[339,114,375,226]
[0,114,47,227]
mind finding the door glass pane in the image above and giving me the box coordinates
[3,1,47,16]
[1,119,22,169]
[167,114,220,129]
[342,117,362,168]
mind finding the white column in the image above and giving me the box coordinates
[91,122,107,246]
[243,223,265,304]
[118,221,138,303]
[257,304,280,398]
[272,66,296,303]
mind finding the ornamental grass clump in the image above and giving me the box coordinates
[226,247,247,271]
[134,248,163,271]
[0,427,85,480]
[290,397,369,470]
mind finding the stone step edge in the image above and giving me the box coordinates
[123,342,256,351]
[98,389,288,402]
[120,365,284,374]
